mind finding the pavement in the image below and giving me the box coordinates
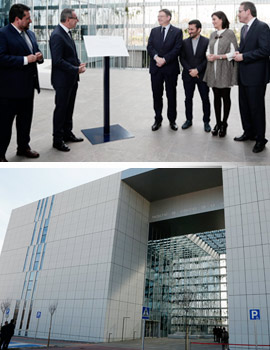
[4,68,270,164]
[10,337,223,350]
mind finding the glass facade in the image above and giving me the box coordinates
[1,0,270,68]
[145,227,227,337]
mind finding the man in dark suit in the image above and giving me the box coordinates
[147,9,183,131]
[180,19,211,132]
[50,8,86,152]
[234,1,270,153]
[0,3,43,162]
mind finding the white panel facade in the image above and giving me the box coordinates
[0,173,123,342]
[223,166,270,349]
[150,186,224,222]
[104,181,150,341]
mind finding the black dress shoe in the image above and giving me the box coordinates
[204,122,211,133]
[0,156,8,162]
[64,134,84,142]
[234,133,256,141]
[17,148,40,158]
[181,120,192,129]
[219,122,228,137]
[53,141,70,152]
[152,121,162,131]
[212,124,220,136]
[253,140,267,153]
[170,122,178,131]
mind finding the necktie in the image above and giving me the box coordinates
[21,31,33,53]
[68,30,73,39]
[162,27,166,41]
[242,24,248,40]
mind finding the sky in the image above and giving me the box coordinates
[0,166,127,253]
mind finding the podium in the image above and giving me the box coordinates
[82,36,134,145]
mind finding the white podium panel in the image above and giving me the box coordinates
[83,36,129,58]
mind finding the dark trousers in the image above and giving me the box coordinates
[151,70,178,123]
[0,95,34,157]
[183,79,210,123]
[212,87,231,125]
[239,83,267,142]
[53,82,78,142]
[2,337,11,350]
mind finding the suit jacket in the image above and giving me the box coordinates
[180,35,209,82]
[0,23,42,99]
[147,25,183,75]
[239,18,270,86]
[49,24,80,88]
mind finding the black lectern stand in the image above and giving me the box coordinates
[81,37,134,145]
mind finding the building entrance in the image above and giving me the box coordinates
[145,320,160,337]
[145,212,227,337]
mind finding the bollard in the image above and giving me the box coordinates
[108,333,112,343]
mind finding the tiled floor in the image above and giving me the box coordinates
[5,69,270,163]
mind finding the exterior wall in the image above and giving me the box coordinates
[223,167,270,349]
[150,187,224,222]
[0,173,122,342]
[104,181,150,341]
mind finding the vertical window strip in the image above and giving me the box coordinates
[29,246,36,271]
[39,244,46,270]
[23,247,30,272]
[32,271,39,298]
[30,222,38,246]
[25,301,33,336]
[34,200,41,222]
[21,272,29,299]
[36,198,48,245]
[38,199,44,221]
[47,195,55,220]
[19,300,27,333]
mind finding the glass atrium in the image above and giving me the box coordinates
[145,221,227,337]
[1,0,270,68]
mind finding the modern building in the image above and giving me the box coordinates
[0,168,269,350]
[1,0,270,68]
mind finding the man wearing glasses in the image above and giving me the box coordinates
[147,9,183,132]
[50,8,86,152]
[234,1,270,153]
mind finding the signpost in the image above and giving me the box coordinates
[5,308,10,320]
[35,311,41,338]
[250,309,260,350]
[142,307,150,350]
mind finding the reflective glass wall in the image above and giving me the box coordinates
[1,0,270,67]
[145,228,227,337]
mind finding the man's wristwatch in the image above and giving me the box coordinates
[219,55,222,60]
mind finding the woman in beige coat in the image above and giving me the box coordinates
[204,11,238,137]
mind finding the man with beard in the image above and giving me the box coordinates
[0,3,43,162]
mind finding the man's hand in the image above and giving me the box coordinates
[234,51,243,61]
[27,54,38,63]
[189,68,199,78]
[79,63,86,74]
[35,52,43,61]
[155,56,166,67]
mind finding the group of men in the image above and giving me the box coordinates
[0,319,15,349]
[0,4,85,162]
[148,2,270,153]
[0,2,269,162]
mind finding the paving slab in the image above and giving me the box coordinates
[5,68,270,164]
